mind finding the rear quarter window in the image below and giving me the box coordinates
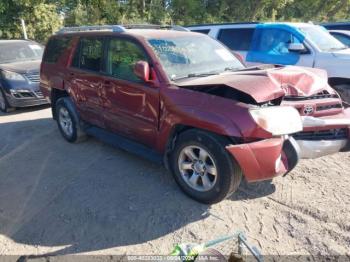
[217,28,254,51]
[191,29,210,35]
[43,37,72,63]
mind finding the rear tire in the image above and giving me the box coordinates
[0,89,14,113]
[55,97,87,143]
[170,129,242,204]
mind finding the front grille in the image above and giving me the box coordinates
[316,104,342,111]
[293,128,348,141]
[24,72,40,83]
[284,94,339,101]
[18,92,34,98]
[34,91,43,98]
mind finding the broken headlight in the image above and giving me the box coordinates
[249,106,302,136]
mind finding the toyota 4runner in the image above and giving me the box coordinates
[41,25,316,203]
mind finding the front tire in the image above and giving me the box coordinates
[56,97,87,143]
[0,89,14,113]
[170,130,242,204]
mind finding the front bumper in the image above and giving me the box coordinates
[293,108,350,158]
[226,137,299,182]
[6,90,49,108]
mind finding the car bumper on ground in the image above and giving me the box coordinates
[226,137,298,182]
[293,108,350,159]
[6,90,49,108]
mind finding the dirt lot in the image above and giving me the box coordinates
[0,106,349,259]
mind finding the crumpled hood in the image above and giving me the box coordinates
[0,60,41,74]
[176,66,331,103]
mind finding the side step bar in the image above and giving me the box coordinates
[85,126,163,164]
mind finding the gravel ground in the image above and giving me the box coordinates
[0,106,349,260]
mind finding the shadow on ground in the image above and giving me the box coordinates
[0,117,275,256]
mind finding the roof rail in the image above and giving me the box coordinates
[56,24,190,34]
[56,25,126,34]
[123,24,190,31]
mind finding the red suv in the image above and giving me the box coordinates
[40,25,307,203]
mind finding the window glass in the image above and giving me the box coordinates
[218,28,254,51]
[300,26,346,52]
[331,34,350,47]
[107,39,148,82]
[76,38,104,72]
[43,37,71,63]
[0,41,43,64]
[191,29,210,35]
[148,35,244,80]
[257,28,302,55]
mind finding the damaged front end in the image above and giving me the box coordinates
[176,65,350,160]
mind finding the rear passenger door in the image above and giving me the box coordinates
[100,37,159,148]
[69,37,105,127]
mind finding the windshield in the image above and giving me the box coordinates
[300,26,347,52]
[0,42,43,64]
[148,35,244,80]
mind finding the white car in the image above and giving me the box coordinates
[187,22,350,103]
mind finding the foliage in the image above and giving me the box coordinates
[0,0,349,43]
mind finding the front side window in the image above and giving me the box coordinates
[257,28,302,55]
[73,37,104,72]
[0,41,43,64]
[106,38,148,82]
[148,35,244,80]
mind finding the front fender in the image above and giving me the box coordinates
[156,105,243,152]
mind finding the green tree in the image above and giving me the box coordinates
[0,0,62,42]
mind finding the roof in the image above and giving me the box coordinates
[187,22,260,27]
[186,21,316,28]
[56,28,202,39]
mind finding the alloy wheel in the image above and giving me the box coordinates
[178,145,218,192]
[58,107,73,137]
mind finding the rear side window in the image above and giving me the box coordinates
[72,37,104,72]
[191,29,210,35]
[217,28,254,51]
[43,37,72,63]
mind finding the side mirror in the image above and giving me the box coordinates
[288,43,306,53]
[134,60,150,82]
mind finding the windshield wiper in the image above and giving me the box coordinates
[172,72,219,81]
[187,72,219,77]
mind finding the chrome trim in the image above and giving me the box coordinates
[302,116,350,128]
[297,139,348,159]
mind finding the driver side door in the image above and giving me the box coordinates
[100,37,160,148]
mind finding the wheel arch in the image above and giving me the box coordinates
[162,124,238,170]
[51,87,69,120]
